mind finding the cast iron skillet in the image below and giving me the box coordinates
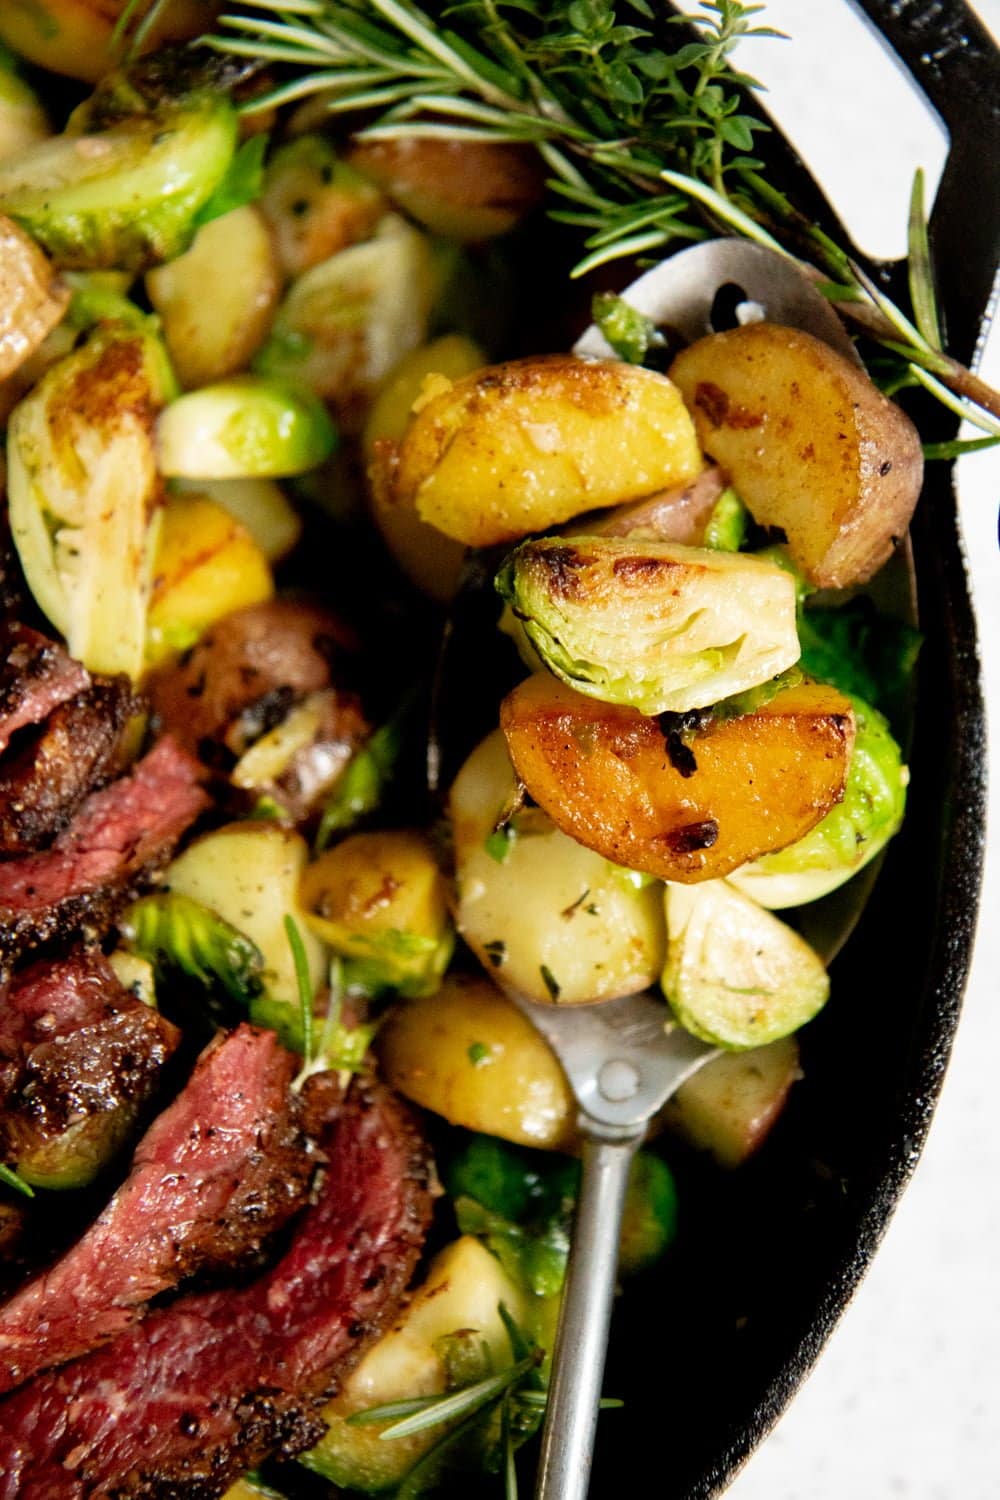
[590,3,998,1495]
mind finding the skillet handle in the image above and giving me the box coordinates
[850,0,1000,357]
[533,1128,642,1500]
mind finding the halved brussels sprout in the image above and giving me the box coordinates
[496,534,799,715]
[0,215,69,382]
[662,880,829,1050]
[156,376,337,480]
[0,95,237,270]
[300,830,453,997]
[6,324,174,678]
[255,214,435,430]
[728,696,908,908]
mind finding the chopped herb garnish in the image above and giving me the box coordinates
[560,889,590,920]
[539,965,561,1001]
[468,1042,492,1067]
[483,939,507,968]
[592,292,663,366]
[485,826,516,864]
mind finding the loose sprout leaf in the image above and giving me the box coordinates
[123,891,265,1005]
[193,134,269,228]
[591,291,663,365]
[702,487,750,552]
[285,913,315,1070]
[315,716,405,851]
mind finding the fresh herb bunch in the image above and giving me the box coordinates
[205,0,1000,442]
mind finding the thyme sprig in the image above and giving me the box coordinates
[207,0,1000,430]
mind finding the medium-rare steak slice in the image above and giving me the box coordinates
[0,1079,433,1499]
[0,623,88,757]
[0,949,179,1194]
[0,1023,312,1394]
[0,735,208,961]
[0,676,141,855]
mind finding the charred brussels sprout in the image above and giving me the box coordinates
[6,324,174,678]
[122,891,266,1007]
[728,696,908,909]
[496,535,799,716]
[0,94,238,271]
[662,880,829,1050]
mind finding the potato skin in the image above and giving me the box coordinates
[348,137,543,242]
[669,323,923,588]
[388,354,703,547]
[379,972,576,1149]
[0,0,212,83]
[501,673,855,882]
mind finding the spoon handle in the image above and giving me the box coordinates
[534,1127,643,1500]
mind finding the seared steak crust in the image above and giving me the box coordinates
[0,736,208,961]
[0,624,88,757]
[0,676,140,855]
[0,1024,312,1394]
[0,1080,434,1498]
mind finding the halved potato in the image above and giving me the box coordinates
[450,728,666,1004]
[660,1036,800,1167]
[146,206,281,389]
[348,136,543,242]
[0,0,212,83]
[385,354,703,547]
[501,673,855,883]
[378,972,575,1149]
[669,323,923,588]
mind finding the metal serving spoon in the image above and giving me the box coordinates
[492,239,903,1500]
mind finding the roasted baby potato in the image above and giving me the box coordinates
[300,830,453,997]
[0,0,212,83]
[348,136,543,241]
[450,728,667,1004]
[301,1235,527,1492]
[379,972,576,1149]
[145,492,274,666]
[669,323,923,588]
[497,534,799,715]
[364,334,483,602]
[381,354,703,547]
[661,1036,800,1167]
[146,206,281,389]
[501,673,855,882]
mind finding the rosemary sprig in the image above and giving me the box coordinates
[0,1162,34,1199]
[207,0,1000,428]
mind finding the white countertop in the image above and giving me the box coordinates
[689,2,1000,1495]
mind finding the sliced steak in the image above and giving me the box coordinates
[0,1024,312,1395]
[147,599,358,763]
[0,950,179,1195]
[0,1079,433,1498]
[0,623,88,757]
[0,735,208,961]
[0,675,140,855]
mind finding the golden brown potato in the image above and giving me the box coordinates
[145,493,274,666]
[0,215,68,382]
[0,0,214,83]
[669,323,923,588]
[364,334,483,602]
[501,673,855,883]
[348,137,543,242]
[384,354,703,547]
[146,207,280,390]
[378,972,576,1149]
